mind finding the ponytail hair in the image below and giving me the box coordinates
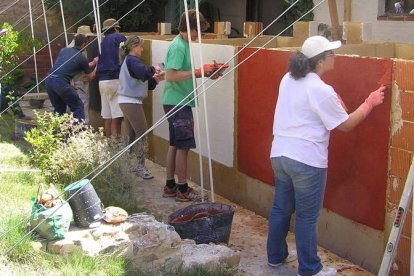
[288,50,330,80]
[119,36,144,63]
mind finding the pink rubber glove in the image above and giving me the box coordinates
[195,64,220,79]
[153,65,162,74]
[357,85,386,117]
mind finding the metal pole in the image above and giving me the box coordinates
[92,0,101,53]
[194,0,215,202]
[183,0,205,200]
[41,0,53,66]
[59,0,68,46]
[28,0,40,93]
[95,0,102,52]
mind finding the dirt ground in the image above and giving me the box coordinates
[131,160,374,276]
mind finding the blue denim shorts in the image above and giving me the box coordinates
[163,105,196,149]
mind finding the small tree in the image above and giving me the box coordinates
[0,23,20,86]
[46,0,168,32]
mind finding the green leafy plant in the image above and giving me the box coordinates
[0,23,20,86]
[25,111,137,209]
[48,124,137,209]
[24,112,70,177]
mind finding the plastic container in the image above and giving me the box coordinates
[168,202,234,244]
[64,179,103,228]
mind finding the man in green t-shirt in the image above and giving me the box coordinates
[161,10,211,202]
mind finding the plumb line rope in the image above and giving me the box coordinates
[0,0,114,116]
[183,0,207,202]
[3,0,326,255]
[0,0,148,245]
[0,0,110,85]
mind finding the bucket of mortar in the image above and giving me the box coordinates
[64,179,104,228]
[168,202,234,244]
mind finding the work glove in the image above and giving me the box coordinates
[195,63,220,79]
[0,29,8,37]
[357,85,386,117]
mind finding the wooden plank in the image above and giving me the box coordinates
[328,0,340,40]
[344,0,352,22]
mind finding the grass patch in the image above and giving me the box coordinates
[55,250,127,276]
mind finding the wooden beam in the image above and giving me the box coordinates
[328,0,340,40]
[344,0,352,22]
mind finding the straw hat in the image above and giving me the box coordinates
[102,18,120,31]
[76,25,94,36]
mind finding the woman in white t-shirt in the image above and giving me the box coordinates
[267,36,386,276]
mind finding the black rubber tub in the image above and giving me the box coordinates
[64,179,103,228]
[168,202,235,244]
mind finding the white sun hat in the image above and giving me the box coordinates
[301,35,341,58]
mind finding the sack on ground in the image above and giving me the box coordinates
[30,199,73,240]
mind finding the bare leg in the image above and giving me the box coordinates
[166,146,176,180]
[111,117,123,138]
[176,149,189,183]
[104,119,111,138]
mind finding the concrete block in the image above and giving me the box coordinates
[157,23,171,35]
[243,22,263,38]
[214,22,231,35]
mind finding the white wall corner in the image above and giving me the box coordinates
[362,22,372,41]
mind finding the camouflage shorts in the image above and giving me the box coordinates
[163,105,196,149]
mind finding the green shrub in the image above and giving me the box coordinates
[24,112,70,177]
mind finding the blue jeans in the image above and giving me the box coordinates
[45,76,85,120]
[267,156,327,276]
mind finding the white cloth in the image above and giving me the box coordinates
[118,94,143,104]
[99,79,123,119]
[270,72,349,168]
[410,8,414,14]
[395,2,404,13]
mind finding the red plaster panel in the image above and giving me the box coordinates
[237,49,392,230]
[237,49,292,185]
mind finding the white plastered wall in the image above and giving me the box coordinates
[312,0,414,43]
[151,40,235,167]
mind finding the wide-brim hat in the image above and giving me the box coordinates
[301,35,341,59]
[76,25,94,36]
[102,18,120,31]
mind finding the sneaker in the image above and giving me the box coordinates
[268,251,297,268]
[314,267,337,276]
[136,166,154,180]
[163,185,178,198]
[176,187,208,202]
[298,267,337,276]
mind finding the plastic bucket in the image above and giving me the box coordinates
[64,179,103,228]
[168,202,234,244]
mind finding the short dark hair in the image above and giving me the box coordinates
[74,34,87,47]
[178,9,209,32]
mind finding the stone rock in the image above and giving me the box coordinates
[181,243,240,271]
[34,213,240,273]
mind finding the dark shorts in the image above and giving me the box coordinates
[163,105,196,149]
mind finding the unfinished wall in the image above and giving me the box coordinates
[385,60,414,276]
[312,0,414,43]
